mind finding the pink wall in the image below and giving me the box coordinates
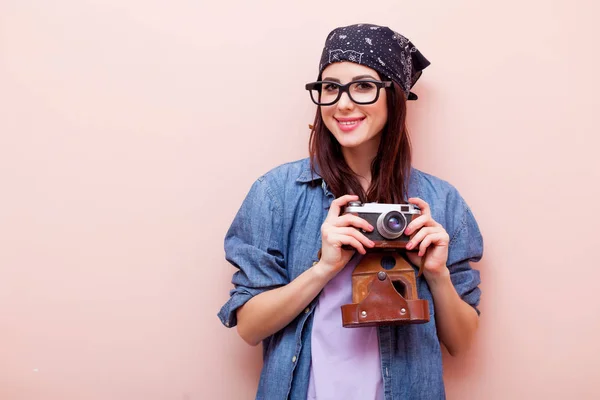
[1,1,599,399]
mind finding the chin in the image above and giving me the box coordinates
[334,136,367,149]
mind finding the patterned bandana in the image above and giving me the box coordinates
[318,23,430,100]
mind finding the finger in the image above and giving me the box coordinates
[404,214,439,236]
[323,225,374,249]
[417,232,449,257]
[332,214,374,232]
[405,226,438,250]
[418,235,433,257]
[408,197,431,216]
[333,227,375,249]
[326,195,360,221]
[329,233,366,255]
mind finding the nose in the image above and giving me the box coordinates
[337,91,354,111]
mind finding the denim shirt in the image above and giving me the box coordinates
[218,158,483,400]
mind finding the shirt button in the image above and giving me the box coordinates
[304,307,310,314]
[292,355,297,363]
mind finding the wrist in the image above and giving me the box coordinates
[424,267,451,291]
[311,260,338,282]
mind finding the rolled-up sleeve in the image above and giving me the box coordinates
[218,177,289,328]
[446,195,484,315]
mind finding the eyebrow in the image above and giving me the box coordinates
[322,74,379,83]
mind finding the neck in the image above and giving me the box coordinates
[341,137,381,193]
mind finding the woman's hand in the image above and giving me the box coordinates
[404,197,451,283]
[315,195,375,278]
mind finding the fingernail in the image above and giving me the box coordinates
[405,228,411,235]
[406,242,413,250]
[369,225,374,231]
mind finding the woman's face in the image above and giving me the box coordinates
[319,62,388,151]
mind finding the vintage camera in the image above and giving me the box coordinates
[340,201,429,328]
[344,201,421,249]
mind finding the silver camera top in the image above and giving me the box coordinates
[344,202,421,215]
[344,202,421,240]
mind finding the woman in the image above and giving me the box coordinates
[218,23,483,400]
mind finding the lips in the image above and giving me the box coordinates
[335,117,365,132]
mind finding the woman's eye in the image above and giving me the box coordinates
[323,83,339,92]
[356,82,376,91]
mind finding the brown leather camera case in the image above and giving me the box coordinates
[341,251,430,327]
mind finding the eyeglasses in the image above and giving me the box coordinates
[305,79,393,106]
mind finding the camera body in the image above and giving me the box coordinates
[344,201,421,249]
[340,201,430,327]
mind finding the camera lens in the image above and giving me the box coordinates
[387,217,402,231]
[376,211,407,240]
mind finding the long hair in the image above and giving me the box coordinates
[308,82,412,203]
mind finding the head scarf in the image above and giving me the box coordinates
[318,23,430,100]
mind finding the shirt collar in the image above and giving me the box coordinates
[296,159,322,183]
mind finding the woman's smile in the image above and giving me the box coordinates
[335,116,366,132]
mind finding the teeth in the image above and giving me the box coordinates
[339,120,359,125]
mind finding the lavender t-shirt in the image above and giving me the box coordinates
[307,254,384,400]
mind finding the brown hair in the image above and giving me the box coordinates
[308,82,412,203]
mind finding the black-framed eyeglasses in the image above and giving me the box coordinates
[305,79,393,106]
